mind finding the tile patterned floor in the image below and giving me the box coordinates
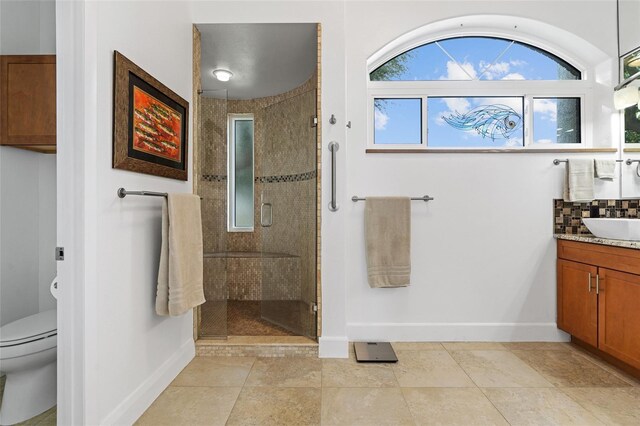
[137,342,640,425]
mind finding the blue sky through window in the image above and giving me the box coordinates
[370,37,580,81]
[374,98,422,144]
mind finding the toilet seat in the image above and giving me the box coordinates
[0,310,57,359]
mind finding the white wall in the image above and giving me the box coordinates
[67,1,197,424]
[0,0,57,326]
[343,1,619,342]
[619,0,640,56]
[0,0,55,55]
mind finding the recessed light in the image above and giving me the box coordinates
[212,69,233,82]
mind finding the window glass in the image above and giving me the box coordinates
[229,115,254,230]
[533,98,581,144]
[623,49,640,144]
[374,98,422,144]
[427,97,524,147]
[370,37,581,81]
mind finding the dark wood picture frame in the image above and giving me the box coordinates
[113,51,189,180]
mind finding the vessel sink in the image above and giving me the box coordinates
[582,218,640,241]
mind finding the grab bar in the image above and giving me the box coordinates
[328,142,339,212]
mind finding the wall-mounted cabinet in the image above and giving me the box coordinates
[0,55,56,153]
[557,239,640,375]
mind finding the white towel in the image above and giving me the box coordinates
[563,159,594,203]
[594,159,616,179]
[365,197,411,288]
[156,193,206,316]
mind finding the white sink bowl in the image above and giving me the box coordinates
[582,218,640,241]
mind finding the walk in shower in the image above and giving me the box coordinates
[195,24,319,340]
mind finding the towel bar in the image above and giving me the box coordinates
[351,195,434,202]
[553,159,624,165]
[117,188,167,198]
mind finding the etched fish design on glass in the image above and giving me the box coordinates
[442,104,523,142]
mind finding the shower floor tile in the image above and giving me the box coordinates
[200,300,305,337]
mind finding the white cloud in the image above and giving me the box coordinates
[509,59,527,67]
[505,137,523,147]
[479,61,511,80]
[374,109,389,130]
[442,97,471,115]
[502,73,526,80]
[535,138,554,144]
[533,99,557,121]
[440,60,477,80]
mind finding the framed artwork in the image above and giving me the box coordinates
[113,51,189,180]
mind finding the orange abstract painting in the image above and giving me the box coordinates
[132,86,182,162]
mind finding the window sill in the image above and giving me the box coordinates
[365,148,617,154]
[623,147,640,152]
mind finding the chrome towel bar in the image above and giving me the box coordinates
[117,188,167,198]
[553,159,624,165]
[352,195,434,202]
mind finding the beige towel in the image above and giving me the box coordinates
[156,193,205,316]
[594,159,616,179]
[365,197,411,288]
[563,159,594,203]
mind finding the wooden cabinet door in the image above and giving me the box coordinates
[0,55,56,146]
[598,268,640,370]
[557,259,598,346]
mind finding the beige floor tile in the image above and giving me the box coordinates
[393,350,475,387]
[569,347,640,387]
[450,350,553,388]
[512,350,631,388]
[244,357,322,387]
[227,387,321,426]
[171,357,255,387]
[14,406,56,426]
[402,387,508,425]
[502,342,572,351]
[135,386,241,426]
[321,387,413,425]
[391,342,445,351]
[484,387,603,425]
[442,342,508,351]
[322,359,398,387]
[562,387,640,425]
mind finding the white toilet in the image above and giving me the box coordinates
[0,281,57,425]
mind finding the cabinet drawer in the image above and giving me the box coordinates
[558,239,640,276]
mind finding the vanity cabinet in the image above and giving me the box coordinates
[557,239,640,373]
[0,55,56,152]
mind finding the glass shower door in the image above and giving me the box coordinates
[260,88,318,339]
[198,89,228,339]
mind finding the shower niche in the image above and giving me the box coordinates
[195,24,319,341]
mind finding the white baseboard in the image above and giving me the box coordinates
[101,339,195,425]
[347,322,570,342]
[319,336,349,358]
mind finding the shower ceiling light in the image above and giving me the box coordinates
[212,69,233,82]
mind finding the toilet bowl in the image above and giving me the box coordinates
[0,309,57,425]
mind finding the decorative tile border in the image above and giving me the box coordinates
[554,198,640,234]
[202,170,317,184]
[202,174,227,182]
[257,170,317,183]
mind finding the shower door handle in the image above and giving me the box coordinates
[261,202,273,227]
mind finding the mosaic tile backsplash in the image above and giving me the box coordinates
[554,199,640,235]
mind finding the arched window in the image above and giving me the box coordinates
[368,35,589,150]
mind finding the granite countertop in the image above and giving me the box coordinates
[555,234,640,250]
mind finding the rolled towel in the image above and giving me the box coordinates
[594,159,616,179]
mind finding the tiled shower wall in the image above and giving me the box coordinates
[197,75,317,320]
[554,198,640,234]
